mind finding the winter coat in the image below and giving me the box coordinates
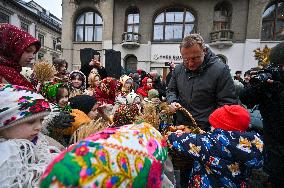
[166,71,173,87]
[0,134,60,187]
[167,129,263,187]
[166,48,237,130]
[153,78,166,100]
[136,77,153,98]
[240,80,284,181]
[0,24,40,90]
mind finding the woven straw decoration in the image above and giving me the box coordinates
[33,60,56,83]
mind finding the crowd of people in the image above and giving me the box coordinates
[0,23,283,188]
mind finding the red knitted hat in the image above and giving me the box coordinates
[209,105,250,131]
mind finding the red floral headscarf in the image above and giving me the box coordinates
[0,23,41,90]
[95,77,120,105]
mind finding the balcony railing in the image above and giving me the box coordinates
[209,30,234,49]
[121,32,141,49]
[210,29,233,42]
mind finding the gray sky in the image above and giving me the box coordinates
[23,0,62,19]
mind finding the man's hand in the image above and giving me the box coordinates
[170,102,182,112]
[267,79,274,84]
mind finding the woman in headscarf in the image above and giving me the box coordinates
[85,68,101,97]
[95,77,120,105]
[68,70,86,98]
[0,23,41,90]
[136,76,153,99]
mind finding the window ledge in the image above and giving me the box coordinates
[151,41,181,44]
[260,40,283,43]
[73,41,102,44]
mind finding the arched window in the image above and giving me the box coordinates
[125,55,138,73]
[126,7,139,33]
[75,11,103,42]
[153,8,195,42]
[213,1,232,31]
[261,1,284,41]
[125,7,140,41]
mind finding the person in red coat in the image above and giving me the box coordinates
[0,24,41,90]
[136,76,153,98]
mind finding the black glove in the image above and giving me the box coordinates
[52,111,75,128]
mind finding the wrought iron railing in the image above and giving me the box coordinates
[122,32,141,43]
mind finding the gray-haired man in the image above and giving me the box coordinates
[167,34,237,130]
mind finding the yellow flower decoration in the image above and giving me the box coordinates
[237,137,252,153]
[227,162,240,177]
[252,135,263,152]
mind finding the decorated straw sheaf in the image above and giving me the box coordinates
[253,45,271,68]
[136,103,160,129]
[72,117,110,143]
[33,60,56,83]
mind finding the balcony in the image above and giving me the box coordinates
[209,29,234,49]
[121,32,141,49]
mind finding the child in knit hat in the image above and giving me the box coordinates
[41,82,70,111]
[68,95,113,143]
[166,104,263,187]
[144,88,161,104]
[0,84,61,187]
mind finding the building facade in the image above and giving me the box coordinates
[62,0,283,78]
[0,0,62,64]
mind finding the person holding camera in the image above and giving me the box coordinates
[240,42,284,188]
[80,56,108,87]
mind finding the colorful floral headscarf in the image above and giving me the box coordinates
[95,77,121,105]
[0,24,41,90]
[0,84,50,129]
[40,122,168,187]
[41,82,64,102]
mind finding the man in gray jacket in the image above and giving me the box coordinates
[167,34,237,131]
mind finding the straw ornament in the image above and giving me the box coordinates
[33,60,56,83]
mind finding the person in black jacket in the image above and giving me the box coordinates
[149,71,166,100]
[167,34,237,131]
[80,58,108,87]
[239,42,284,188]
[165,62,175,87]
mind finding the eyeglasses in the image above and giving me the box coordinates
[182,55,203,63]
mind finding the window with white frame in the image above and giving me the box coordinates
[153,8,196,42]
[213,1,232,31]
[261,1,284,41]
[75,11,103,42]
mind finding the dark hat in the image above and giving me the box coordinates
[244,70,251,76]
[235,71,242,74]
[69,95,97,115]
